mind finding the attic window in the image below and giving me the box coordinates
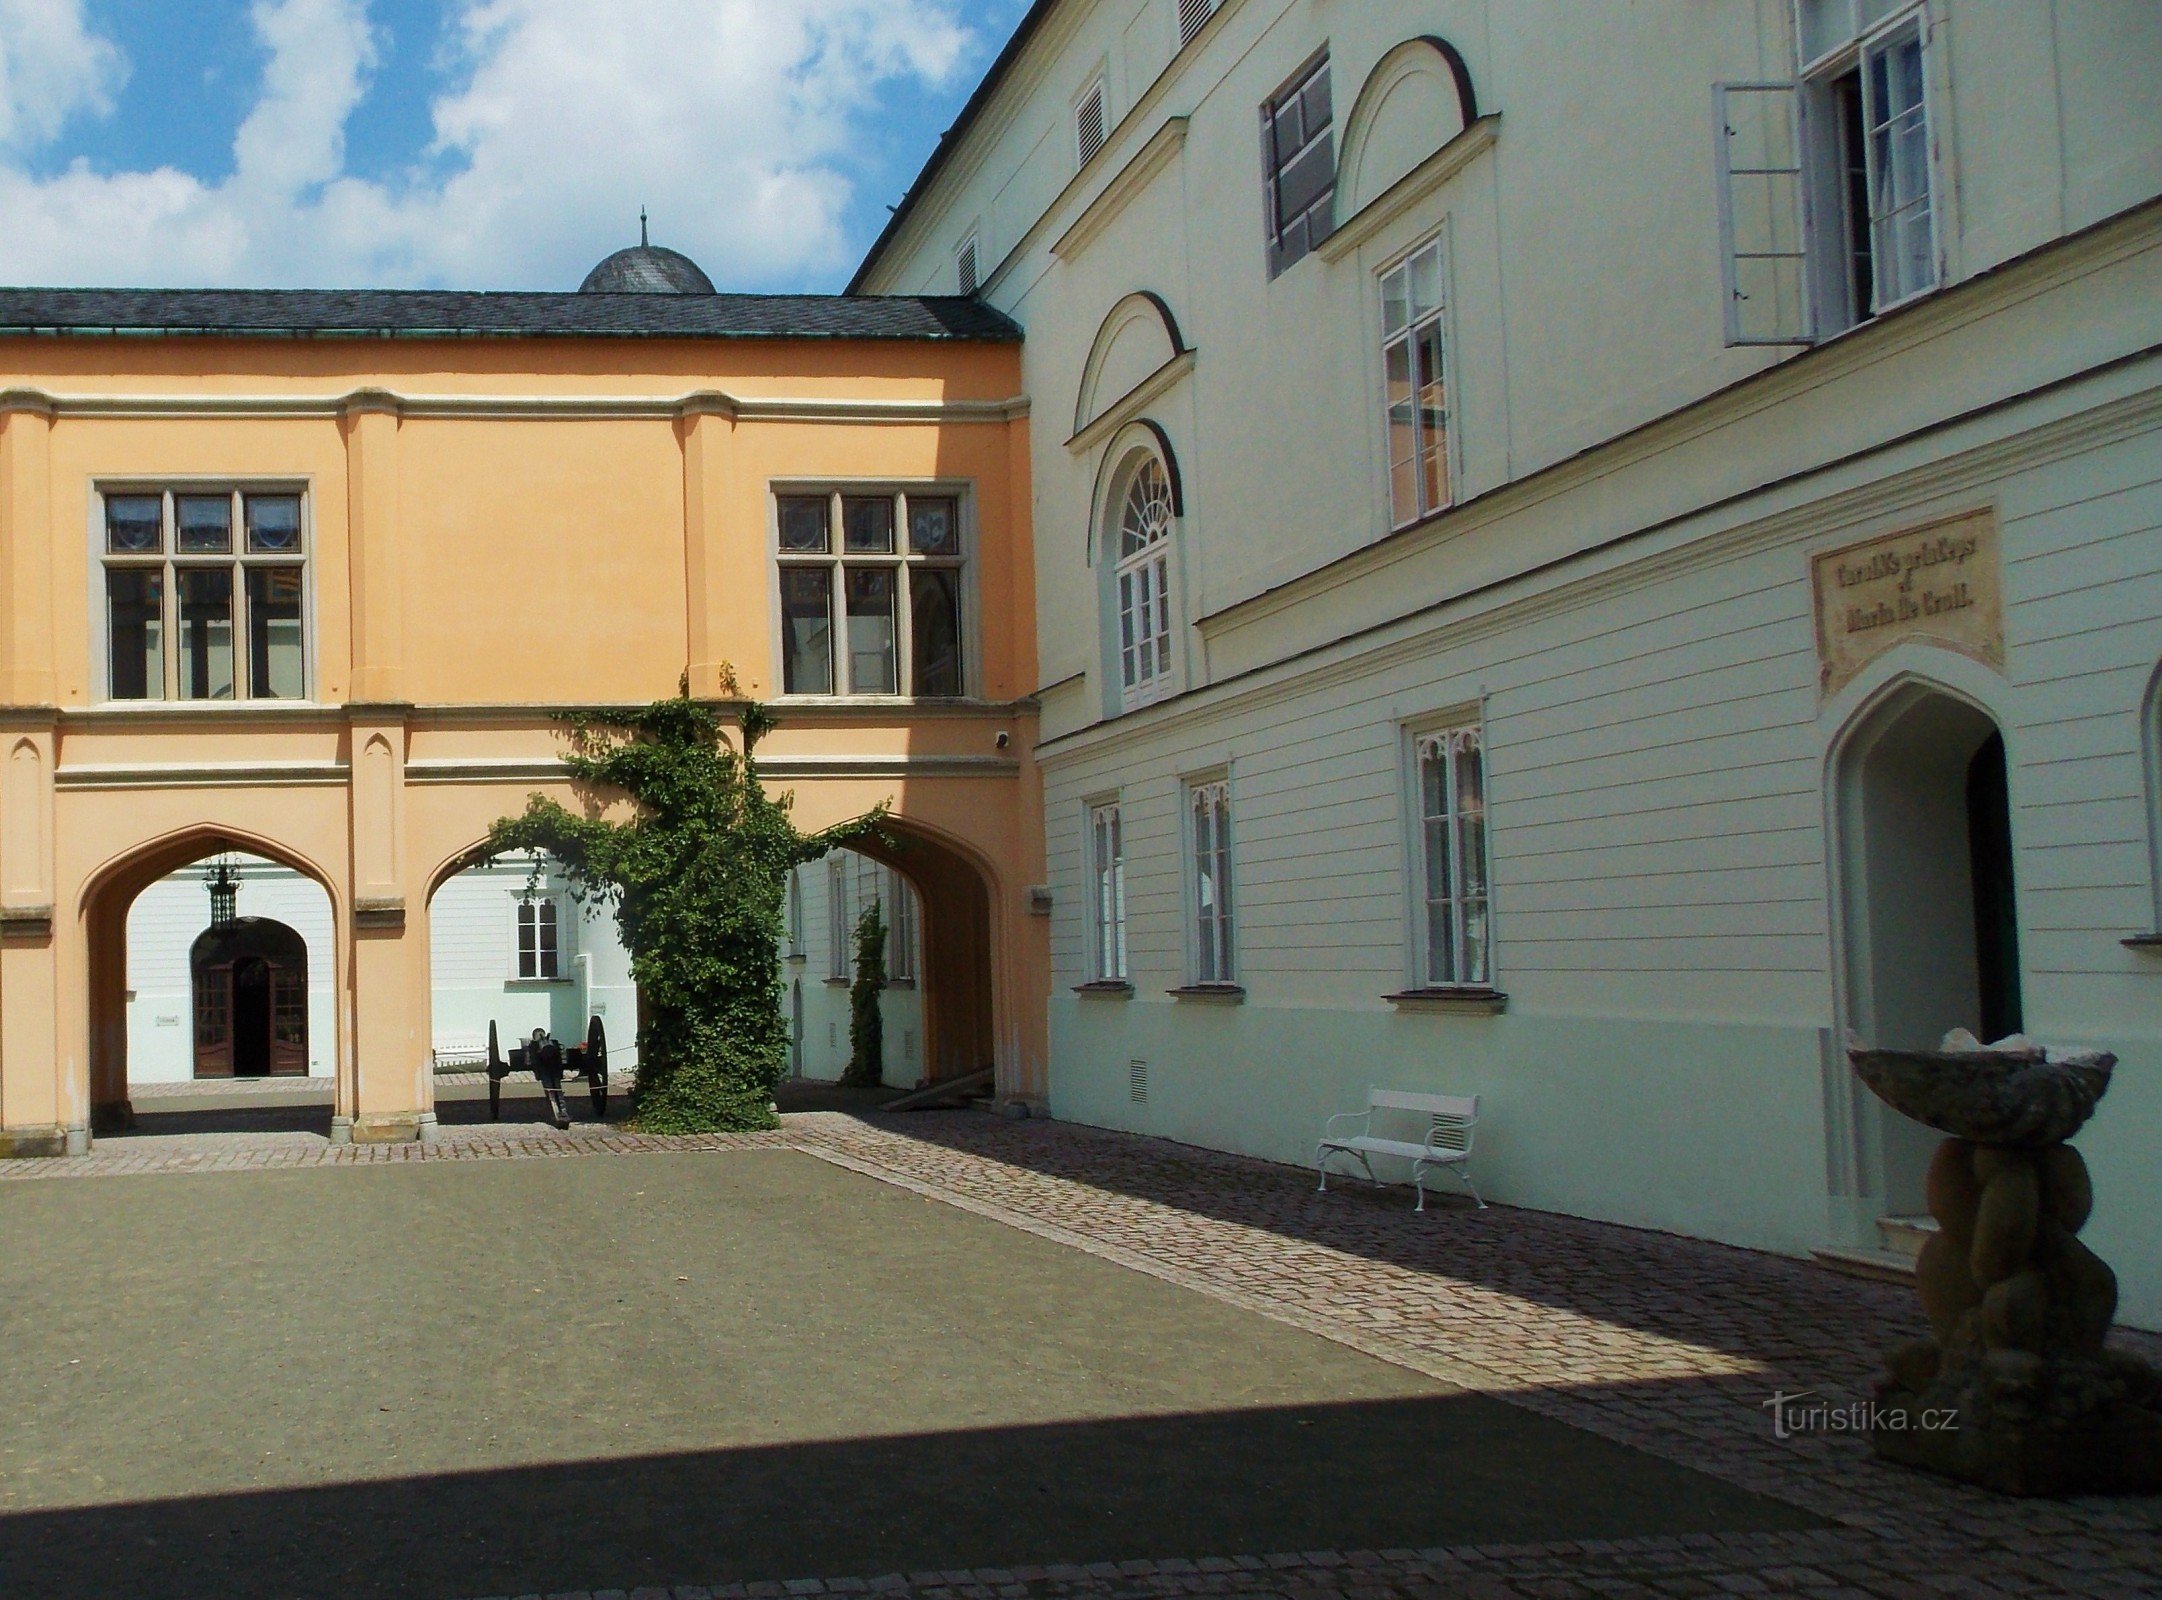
[1077,80,1108,167]
[957,234,980,296]
[1179,0,1219,47]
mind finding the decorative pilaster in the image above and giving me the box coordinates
[0,714,63,1153]
[679,394,749,698]
[345,704,430,1143]
[0,395,58,706]
[343,391,406,703]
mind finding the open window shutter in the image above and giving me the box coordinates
[1715,82,1814,346]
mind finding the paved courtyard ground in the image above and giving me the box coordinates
[1,1105,2157,1599]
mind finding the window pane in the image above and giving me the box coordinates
[105,494,163,554]
[176,494,232,553]
[910,566,963,697]
[244,493,302,553]
[1118,572,1138,688]
[779,566,833,694]
[909,497,959,555]
[1381,264,1410,337]
[1409,242,1444,320]
[1416,319,1449,513]
[843,497,896,553]
[777,496,831,553]
[1150,554,1173,674]
[844,566,897,694]
[176,568,235,700]
[107,568,164,699]
[246,566,305,699]
[1387,339,1418,525]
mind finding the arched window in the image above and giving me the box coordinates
[1113,453,1177,708]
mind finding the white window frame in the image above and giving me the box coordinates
[827,856,851,980]
[886,867,918,983]
[1088,799,1129,983]
[93,482,313,703]
[1718,4,1939,346]
[1108,448,1178,711]
[1381,234,1454,530]
[1076,75,1109,168]
[772,485,972,700]
[514,894,563,982]
[1185,776,1235,986]
[1408,719,1493,989]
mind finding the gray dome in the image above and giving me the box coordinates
[578,243,715,295]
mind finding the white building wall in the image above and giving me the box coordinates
[786,850,927,1087]
[124,857,336,1082]
[427,856,639,1068]
[857,0,2162,1324]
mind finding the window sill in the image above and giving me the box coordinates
[1384,986,1508,1015]
[886,977,918,989]
[823,977,851,988]
[2123,934,2162,952]
[1072,980,1134,998]
[506,977,574,989]
[1168,983,1245,1004]
[785,952,807,964]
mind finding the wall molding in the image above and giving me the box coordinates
[1319,116,1500,264]
[0,386,1028,426]
[1053,119,1189,263]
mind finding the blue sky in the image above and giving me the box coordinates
[0,0,1032,291]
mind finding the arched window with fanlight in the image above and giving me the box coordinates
[1112,451,1177,709]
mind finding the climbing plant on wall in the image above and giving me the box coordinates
[841,898,888,1089]
[488,684,883,1133]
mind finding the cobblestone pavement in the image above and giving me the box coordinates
[5,1108,2158,1599]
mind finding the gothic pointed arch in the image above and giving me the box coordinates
[1072,291,1190,441]
[1337,37,1480,224]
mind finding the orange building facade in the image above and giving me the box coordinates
[0,276,1042,1153]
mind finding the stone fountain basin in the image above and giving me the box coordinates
[1848,1041,2115,1147]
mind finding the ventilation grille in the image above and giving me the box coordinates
[1429,1113,1471,1153]
[1077,84,1107,166]
[1128,1059,1149,1104]
[956,236,979,296]
[1179,0,1217,46]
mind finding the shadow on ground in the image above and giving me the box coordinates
[0,1395,1820,1600]
[838,1109,1938,1385]
[102,1102,336,1139]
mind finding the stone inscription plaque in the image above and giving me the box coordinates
[1812,509,2003,698]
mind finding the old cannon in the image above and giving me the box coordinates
[485,1015,610,1129]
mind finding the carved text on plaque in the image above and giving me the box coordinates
[1812,509,2003,697]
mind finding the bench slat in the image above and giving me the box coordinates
[1368,1089,1477,1118]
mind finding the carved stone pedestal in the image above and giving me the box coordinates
[1852,1040,2162,1496]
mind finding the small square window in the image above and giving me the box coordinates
[778,496,831,553]
[176,495,233,553]
[245,494,302,553]
[105,494,163,555]
[843,496,896,554]
[909,497,959,556]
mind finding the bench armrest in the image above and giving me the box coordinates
[1321,1110,1370,1140]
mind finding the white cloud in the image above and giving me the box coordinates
[0,0,974,289]
[0,0,120,151]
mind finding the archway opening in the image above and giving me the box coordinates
[782,826,995,1103]
[86,841,338,1140]
[1837,683,2023,1213]
[425,849,636,1127]
[190,917,309,1079]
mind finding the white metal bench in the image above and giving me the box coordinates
[1317,1089,1484,1212]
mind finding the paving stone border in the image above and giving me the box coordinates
[5,1108,2157,1598]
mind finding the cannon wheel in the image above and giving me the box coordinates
[485,1020,503,1122]
[587,1015,609,1120]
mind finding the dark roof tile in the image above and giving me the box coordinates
[0,287,1019,342]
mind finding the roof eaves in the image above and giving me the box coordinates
[845,0,1064,296]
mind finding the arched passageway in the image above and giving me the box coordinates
[851,823,995,1087]
[1834,680,2023,1213]
[82,834,342,1134]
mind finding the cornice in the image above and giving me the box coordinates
[1318,117,1500,265]
[1066,350,1197,453]
[1,386,1028,426]
[1038,355,2162,767]
[1052,118,1189,263]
